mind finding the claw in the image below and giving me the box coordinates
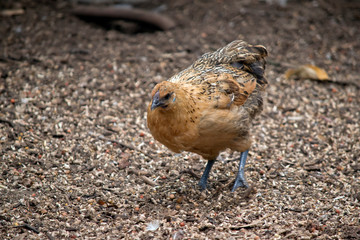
[198,179,207,191]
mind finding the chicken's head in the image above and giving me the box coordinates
[150,81,177,111]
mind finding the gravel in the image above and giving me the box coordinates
[1,0,359,239]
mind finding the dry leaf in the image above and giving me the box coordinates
[285,64,329,80]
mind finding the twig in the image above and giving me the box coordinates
[128,168,157,186]
[71,6,176,30]
[140,175,157,186]
[0,9,25,17]
[211,179,234,197]
[88,132,153,159]
[97,134,135,150]
[65,227,78,231]
[128,168,150,176]
[212,182,255,199]
[283,232,297,239]
[180,169,200,179]
[310,79,360,89]
[0,118,15,128]
[15,224,40,234]
[230,213,273,230]
[28,131,45,141]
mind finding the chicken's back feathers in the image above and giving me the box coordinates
[147,40,268,160]
[169,40,267,112]
[170,40,267,86]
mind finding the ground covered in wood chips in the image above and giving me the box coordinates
[1,0,360,239]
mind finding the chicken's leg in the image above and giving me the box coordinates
[231,150,249,192]
[198,159,215,190]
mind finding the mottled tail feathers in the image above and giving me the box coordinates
[222,41,268,118]
[194,40,268,87]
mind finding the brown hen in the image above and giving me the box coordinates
[147,40,268,191]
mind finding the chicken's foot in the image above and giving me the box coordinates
[231,150,249,192]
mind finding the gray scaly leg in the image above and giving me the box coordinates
[231,150,249,192]
[198,159,215,190]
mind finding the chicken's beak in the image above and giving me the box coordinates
[151,91,165,110]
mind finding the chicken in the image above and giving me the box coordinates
[147,40,268,192]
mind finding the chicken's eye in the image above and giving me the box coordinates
[163,93,172,100]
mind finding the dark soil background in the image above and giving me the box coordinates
[1,0,359,239]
